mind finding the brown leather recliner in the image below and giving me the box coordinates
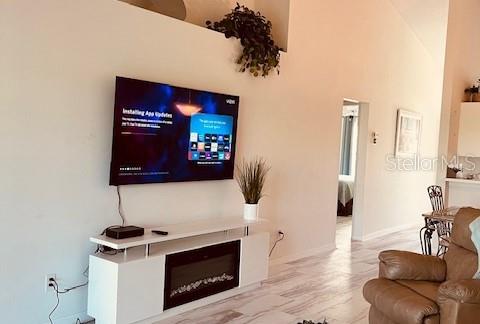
[363,207,480,324]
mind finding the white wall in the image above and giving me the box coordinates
[437,0,480,168]
[1,0,444,323]
[389,0,449,66]
[254,0,290,50]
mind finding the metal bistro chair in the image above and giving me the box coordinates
[421,185,451,256]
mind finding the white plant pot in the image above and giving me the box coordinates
[243,203,259,221]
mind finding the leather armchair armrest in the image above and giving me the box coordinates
[378,250,446,281]
[438,279,480,304]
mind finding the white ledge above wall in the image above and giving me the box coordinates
[118,0,290,51]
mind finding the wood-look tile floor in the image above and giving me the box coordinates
[156,218,423,324]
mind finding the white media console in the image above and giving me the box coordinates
[87,218,269,324]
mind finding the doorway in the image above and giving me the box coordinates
[336,99,368,245]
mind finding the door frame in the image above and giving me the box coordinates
[337,99,369,241]
[351,101,369,241]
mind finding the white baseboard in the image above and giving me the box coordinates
[269,243,336,266]
[44,312,93,324]
[358,221,423,241]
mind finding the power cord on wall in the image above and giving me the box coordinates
[117,185,126,227]
[48,187,126,323]
[269,231,285,257]
[48,280,60,324]
[48,279,90,323]
[94,186,129,255]
[47,261,91,324]
[48,278,89,324]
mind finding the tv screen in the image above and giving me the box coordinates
[109,77,239,185]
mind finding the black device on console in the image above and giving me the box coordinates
[105,226,145,239]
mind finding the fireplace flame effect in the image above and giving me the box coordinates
[170,273,235,298]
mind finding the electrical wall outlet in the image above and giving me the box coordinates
[45,274,56,293]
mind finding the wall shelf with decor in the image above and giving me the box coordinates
[445,102,480,208]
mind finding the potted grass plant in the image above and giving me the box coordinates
[235,157,270,220]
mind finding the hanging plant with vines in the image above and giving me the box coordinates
[206,3,282,77]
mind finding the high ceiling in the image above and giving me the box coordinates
[389,0,449,64]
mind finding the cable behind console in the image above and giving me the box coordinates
[116,185,126,227]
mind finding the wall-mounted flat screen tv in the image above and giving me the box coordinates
[109,77,239,185]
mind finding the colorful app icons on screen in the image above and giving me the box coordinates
[188,114,234,161]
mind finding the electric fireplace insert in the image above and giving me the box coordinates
[163,240,241,310]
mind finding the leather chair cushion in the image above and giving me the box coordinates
[450,207,480,253]
[444,244,478,281]
[369,307,440,324]
[364,278,439,324]
[368,307,398,324]
[397,280,440,302]
[438,279,480,304]
[379,251,446,281]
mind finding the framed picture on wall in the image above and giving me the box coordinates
[394,109,422,158]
